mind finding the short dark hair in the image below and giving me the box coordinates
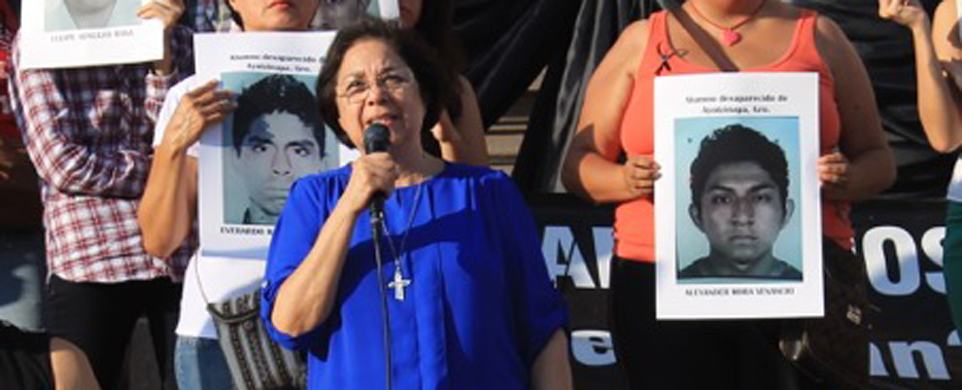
[316,17,455,148]
[223,0,242,28]
[233,74,325,155]
[689,124,789,213]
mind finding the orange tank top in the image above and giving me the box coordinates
[614,9,851,262]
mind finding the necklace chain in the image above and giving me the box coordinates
[380,182,424,300]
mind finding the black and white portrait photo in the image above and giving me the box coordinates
[44,0,140,32]
[678,123,802,281]
[222,72,336,226]
[673,118,804,283]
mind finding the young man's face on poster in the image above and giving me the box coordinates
[233,111,325,223]
[690,161,793,274]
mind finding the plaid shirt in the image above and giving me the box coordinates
[9,27,195,283]
[190,0,233,33]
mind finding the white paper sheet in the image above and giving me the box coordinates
[654,72,824,319]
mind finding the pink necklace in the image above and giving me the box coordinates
[687,0,767,46]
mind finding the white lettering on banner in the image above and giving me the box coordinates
[592,227,613,289]
[889,341,950,379]
[871,335,958,380]
[862,226,940,296]
[540,226,614,289]
[923,227,947,293]
[542,226,595,289]
[570,330,616,366]
[870,343,888,376]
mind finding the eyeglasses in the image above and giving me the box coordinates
[337,70,414,105]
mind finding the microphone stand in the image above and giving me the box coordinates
[370,206,393,390]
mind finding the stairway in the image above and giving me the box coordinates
[486,77,540,175]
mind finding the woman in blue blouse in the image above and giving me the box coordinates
[260,19,571,390]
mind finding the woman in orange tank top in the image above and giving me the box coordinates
[561,0,894,388]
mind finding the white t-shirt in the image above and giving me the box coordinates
[155,75,268,339]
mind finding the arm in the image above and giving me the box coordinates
[879,0,962,152]
[270,153,399,336]
[8,18,186,198]
[561,20,661,203]
[531,329,573,390]
[142,5,193,125]
[815,16,896,200]
[9,50,149,198]
[431,76,489,165]
[486,173,572,388]
[138,80,234,257]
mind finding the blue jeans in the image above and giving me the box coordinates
[175,336,233,390]
[0,230,45,331]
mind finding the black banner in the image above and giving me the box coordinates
[533,196,961,389]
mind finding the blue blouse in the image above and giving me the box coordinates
[261,163,568,390]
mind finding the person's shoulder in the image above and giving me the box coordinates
[773,259,803,281]
[679,257,711,278]
[811,10,846,40]
[934,0,960,39]
[614,18,653,55]
[437,163,521,198]
[808,6,852,56]
[290,165,352,195]
[936,0,958,20]
[301,164,353,183]
[441,162,505,180]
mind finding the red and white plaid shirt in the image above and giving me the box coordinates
[8,28,196,283]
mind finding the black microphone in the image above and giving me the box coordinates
[364,123,394,390]
[363,124,391,218]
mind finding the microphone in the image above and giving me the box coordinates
[363,124,391,218]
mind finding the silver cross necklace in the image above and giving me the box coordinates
[380,182,424,301]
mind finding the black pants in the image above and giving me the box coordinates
[609,258,822,390]
[0,321,53,390]
[44,275,181,390]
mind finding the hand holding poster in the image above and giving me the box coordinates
[654,72,823,319]
[20,0,164,69]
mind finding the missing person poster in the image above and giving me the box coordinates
[195,32,350,259]
[653,72,823,319]
[20,0,164,69]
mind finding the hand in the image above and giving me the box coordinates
[162,80,235,153]
[818,152,850,187]
[878,0,927,28]
[140,0,186,74]
[431,111,461,143]
[138,0,185,34]
[622,155,660,197]
[343,153,399,214]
